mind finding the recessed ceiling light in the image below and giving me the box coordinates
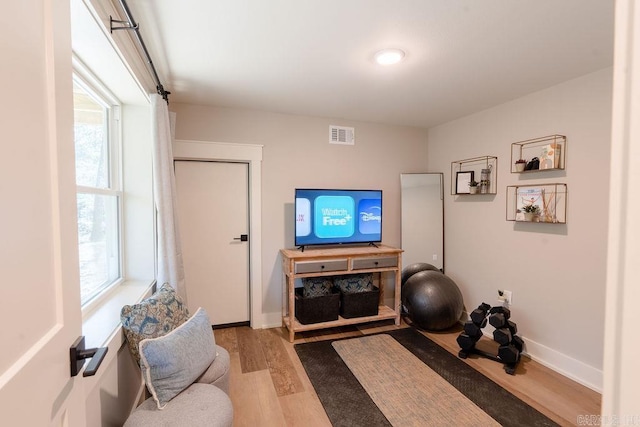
[374,48,405,65]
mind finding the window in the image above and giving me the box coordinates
[73,76,122,306]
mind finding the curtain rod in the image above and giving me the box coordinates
[110,0,170,103]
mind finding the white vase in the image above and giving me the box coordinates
[469,186,478,194]
[515,163,526,172]
[524,212,535,222]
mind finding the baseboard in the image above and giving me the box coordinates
[462,309,602,392]
[261,311,284,329]
[520,335,603,393]
[478,328,602,392]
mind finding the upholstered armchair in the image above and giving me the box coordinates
[120,284,233,426]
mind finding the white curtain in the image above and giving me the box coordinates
[151,93,187,301]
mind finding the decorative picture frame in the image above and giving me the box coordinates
[455,171,474,194]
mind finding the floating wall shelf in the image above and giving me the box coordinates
[451,156,498,195]
[511,135,566,173]
[506,183,567,224]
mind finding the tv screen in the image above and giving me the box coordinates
[295,188,382,247]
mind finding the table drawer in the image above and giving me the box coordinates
[294,259,348,274]
[352,256,398,270]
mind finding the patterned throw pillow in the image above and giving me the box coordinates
[334,274,373,294]
[121,283,190,365]
[302,277,334,297]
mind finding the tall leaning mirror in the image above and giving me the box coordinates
[400,173,444,272]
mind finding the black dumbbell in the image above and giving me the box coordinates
[464,320,486,336]
[498,344,520,364]
[493,327,512,345]
[507,320,517,335]
[489,305,511,318]
[489,312,508,329]
[466,324,483,340]
[470,302,491,325]
[470,309,486,325]
[511,335,524,352]
[457,331,482,351]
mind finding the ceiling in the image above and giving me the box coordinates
[127,0,614,129]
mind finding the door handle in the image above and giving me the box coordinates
[233,234,248,242]
[70,336,108,377]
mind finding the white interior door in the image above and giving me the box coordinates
[175,161,250,325]
[0,0,85,424]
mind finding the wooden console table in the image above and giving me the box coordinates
[280,245,403,342]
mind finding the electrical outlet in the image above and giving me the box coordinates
[498,290,513,305]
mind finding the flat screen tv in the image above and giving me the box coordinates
[295,188,382,248]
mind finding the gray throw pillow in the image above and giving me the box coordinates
[139,308,216,409]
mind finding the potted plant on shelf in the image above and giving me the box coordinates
[521,204,540,222]
[469,180,479,194]
[514,158,527,172]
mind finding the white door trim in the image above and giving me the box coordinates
[173,140,263,328]
[602,0,640,416]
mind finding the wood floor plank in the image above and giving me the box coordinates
[258,329,305,396]
[278,392,331,427]
[228,353,287,427]
[236,326,268,373]
[214,327,239,353]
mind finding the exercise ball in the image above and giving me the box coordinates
[402,270,464,330]
[401,262,441,286]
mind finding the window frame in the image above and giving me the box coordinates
[73,68,125,312]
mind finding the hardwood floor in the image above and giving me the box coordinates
[214,321,601,427]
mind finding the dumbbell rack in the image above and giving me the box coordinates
[459,344,520,375]
[456,303,523,375]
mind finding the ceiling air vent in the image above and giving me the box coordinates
[329,125,355,145]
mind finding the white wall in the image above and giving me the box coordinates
[171,104,429,323]
[426,68,613,390]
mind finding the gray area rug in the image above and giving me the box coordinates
[294,327,559,427]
